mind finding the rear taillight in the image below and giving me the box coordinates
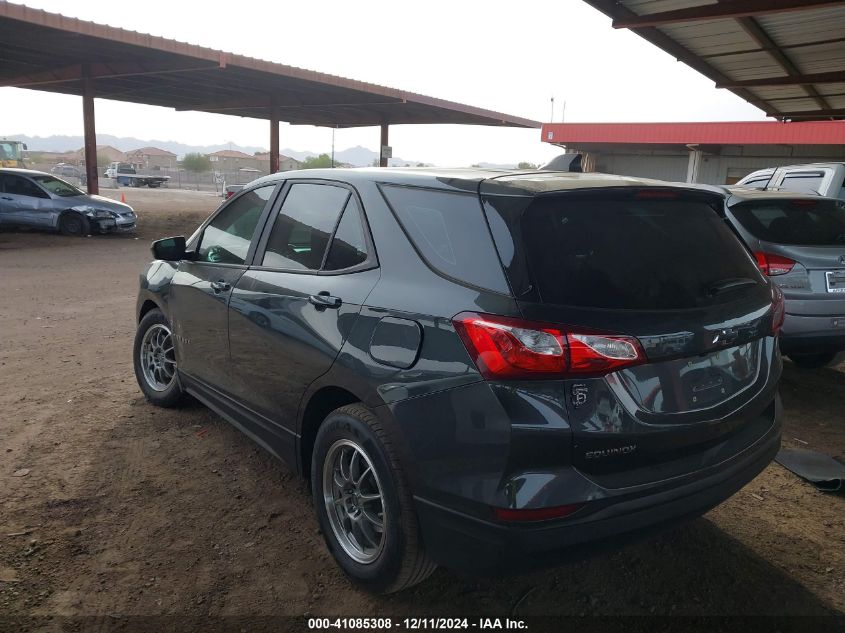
[452,312,645,380]
[226,191,235,199]
[771,284,785,335]
[755,252,796,276]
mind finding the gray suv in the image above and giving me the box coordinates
[134,168,783,592]
[724,187,845,368]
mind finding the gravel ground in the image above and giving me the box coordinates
[0,188,843,631]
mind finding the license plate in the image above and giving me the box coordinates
[826,271,845,293]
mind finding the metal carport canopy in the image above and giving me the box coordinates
[583,0,845,121]
[0,1,539,191]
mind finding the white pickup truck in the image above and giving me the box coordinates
[105,162,170,188]
[736,162,845,199]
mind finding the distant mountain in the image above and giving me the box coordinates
[8,134,431,167]
[10,134,265,159]
[282,145,430,168]
[473,161,519,169]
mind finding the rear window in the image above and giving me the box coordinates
[779,172,824,195]
[492,194,761,310]
[380,185,509,293]
[730,198,845,246]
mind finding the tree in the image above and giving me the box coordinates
[182,152,211,173]
[517,161,538,169]
[300,153,335,169]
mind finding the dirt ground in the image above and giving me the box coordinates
[1,188,843,629]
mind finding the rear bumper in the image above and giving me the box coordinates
[780,312,845,353]
[413,395,782,574]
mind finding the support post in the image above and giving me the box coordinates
[685,146,702,183]
[269,105,280,173]
[379,124,389,167]
[82,70,99,195]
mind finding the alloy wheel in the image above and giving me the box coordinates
[139,323,176,392]
[322,439,386,564]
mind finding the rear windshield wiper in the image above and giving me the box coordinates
[707,277,759,296]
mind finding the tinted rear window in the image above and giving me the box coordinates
[508,195,761,310]
[730,198,845,246]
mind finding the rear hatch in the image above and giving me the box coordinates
[727,196,845,317]
[480,184,781,483]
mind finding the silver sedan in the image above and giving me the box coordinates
[0,168,136,235]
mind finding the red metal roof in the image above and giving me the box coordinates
[542,121,845,146]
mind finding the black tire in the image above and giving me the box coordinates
[58,212,89,237]
[133,308,186,407]
[311,403,436,593]
[788,352,839,369]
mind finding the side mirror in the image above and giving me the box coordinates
[22,143,28,150]
[151,236,187,261]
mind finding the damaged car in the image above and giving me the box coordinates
[0,168,136,235]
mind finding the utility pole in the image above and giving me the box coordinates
[550,96,555,122]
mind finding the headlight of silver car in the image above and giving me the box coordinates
[92,209,115,219]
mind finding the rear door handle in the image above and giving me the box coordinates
[1,196,12,201]
[309,292,342,310]
[210,280,231,293]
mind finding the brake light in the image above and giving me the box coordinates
[452,312,645,379]
[634,190,679,199]
[226,191,235,199]
[493,503,583,522]
[771,284,785,335]
[754,252,796,276]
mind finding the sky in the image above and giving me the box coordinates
[1,0,768,166]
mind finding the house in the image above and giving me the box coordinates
[254,152,301,172]
[71,145,124,163]
[207,149,260,172]
[125,146,177,171]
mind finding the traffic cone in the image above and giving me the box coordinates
[120,192,126,204]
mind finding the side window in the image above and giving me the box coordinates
[262,183,350,270]
[5,175,48,198]
[324,197,369,271]
[780,172,825,194]
[381,185,509,293]
[197,185,274,265]
[741,177,770,189]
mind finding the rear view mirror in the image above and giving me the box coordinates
[151,236,187,261]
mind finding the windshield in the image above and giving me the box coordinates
[30,175,83,197]
[730,198,845,246]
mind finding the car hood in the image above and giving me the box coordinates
[69,194,134,214]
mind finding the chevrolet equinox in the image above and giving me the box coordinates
[133,168,784,593]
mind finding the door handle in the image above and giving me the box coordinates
[1,196,12,201]
[210,280,231,293]
[309,292,342,310]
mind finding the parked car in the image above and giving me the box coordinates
[736,162,845,200]
[50,162,81,179]
[0,168,136,235]
[133,168,784,593]
[223,183,245,199]
[722,187,845,368]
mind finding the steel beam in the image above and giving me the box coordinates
[379,124,389,167]
[270,105,280,174]
[735,16,831,111]
[1,61,222,88]
[769,108,845,118]
[718,70,845,88]
[612,0,841,29]
[81,69,98,196]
